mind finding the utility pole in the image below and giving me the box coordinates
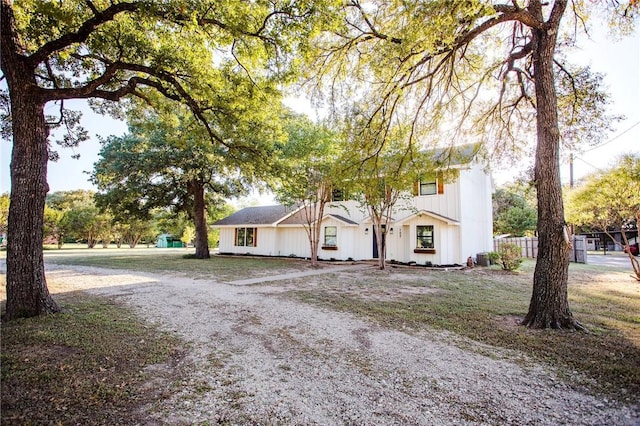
[569,153,575,237]
[569,153,574,189]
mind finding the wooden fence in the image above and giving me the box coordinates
[493,236,587,264]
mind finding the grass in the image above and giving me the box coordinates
[42,250,311,282]
[284,259,640,402]
[1,293,183,425]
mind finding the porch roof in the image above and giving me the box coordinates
[394,210,460,226]
[278,210,359,226]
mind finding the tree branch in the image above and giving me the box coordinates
[28,1,142,67]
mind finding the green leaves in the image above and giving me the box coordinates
[493,184,538,237]
[566,154,640,233]
[273,113,342,206]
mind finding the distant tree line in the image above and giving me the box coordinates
[0,190,233,250]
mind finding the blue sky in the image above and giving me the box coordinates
[1,22,638,195]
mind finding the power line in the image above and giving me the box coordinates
[583,120,640,153]
[574,156,603,172]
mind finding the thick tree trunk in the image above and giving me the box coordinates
[190,181,210,259]
[4,94,59,319]
[2,0,59,320]
[522,5,580,329]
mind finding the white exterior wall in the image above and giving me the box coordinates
[218,226,279,256]
[218,228,235,253]
[274,227,310,258]
[318,217,358,260]
[458,165,494,261]
[324,201,368,222]
[405,180,461,221]
[386,217,460,265]
[215,162,493,264]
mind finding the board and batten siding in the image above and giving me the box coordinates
[275,227,311,258]
[458,165,494,261]
[218,226,278,256]
[408,179,461,222]
[318,218,358,260]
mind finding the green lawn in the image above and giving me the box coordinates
[41,249,311,282]
[1,293,182,425]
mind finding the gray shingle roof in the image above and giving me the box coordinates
[213,205,361,227]
[212,205,296,226]
[327,214,358,225]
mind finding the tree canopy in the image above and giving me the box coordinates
[273,113,344,266]
[303,0,638,329]
[1,0,327,319]
[91,105,269,258]
[493,180,537,237]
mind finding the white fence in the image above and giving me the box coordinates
[493,236,587,264]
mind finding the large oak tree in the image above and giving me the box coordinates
[0,0,321,319]
[92,104,272,259]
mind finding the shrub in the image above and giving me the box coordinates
[497,243,523,271]
[487,251,500,265]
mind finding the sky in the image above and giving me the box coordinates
[1,20,638,197]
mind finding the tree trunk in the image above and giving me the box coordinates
[2,1,59,320]
[5,99,59,319]
[375,223,385,270]
[522,4,580,329]
[311,200,326,267]
[309,220,319,266]
[3,104,56,318]
[190,181,210,259]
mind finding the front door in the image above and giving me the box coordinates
[372,225,386,258]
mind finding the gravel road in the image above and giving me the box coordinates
[41,263,640,425]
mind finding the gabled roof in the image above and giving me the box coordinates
[327,214,359,226]
[278,209,359,226]
[212,205,297,226]
[394,210,460,226]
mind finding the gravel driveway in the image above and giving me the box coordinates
[42,263,639,425]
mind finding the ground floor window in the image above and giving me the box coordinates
[324,226,337,247]
[235,227,257,247]
[416,225,434,249]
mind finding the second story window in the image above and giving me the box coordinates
[419,179,438,195]
[417,175,444,195]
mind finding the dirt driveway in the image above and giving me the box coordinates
[26,263,640,424]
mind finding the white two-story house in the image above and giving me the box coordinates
[213,145,493,266]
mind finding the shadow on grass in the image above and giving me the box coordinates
[1,292,184,425]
